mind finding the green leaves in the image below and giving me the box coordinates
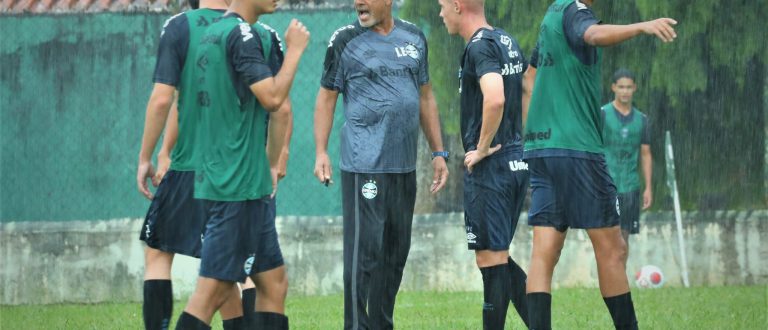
[402,0,766,208]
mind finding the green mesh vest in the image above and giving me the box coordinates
[524,0,604,155]
[171,9,225,171]
[603,103,644,193]
[193,16,273,201]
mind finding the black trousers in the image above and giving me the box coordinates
[341,171,417,330]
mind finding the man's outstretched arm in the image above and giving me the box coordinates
[584,18,677,46]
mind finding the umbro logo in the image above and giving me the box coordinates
[466,232,477,244]
[466,226,477,244]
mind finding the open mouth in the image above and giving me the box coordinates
[357,8,371,21]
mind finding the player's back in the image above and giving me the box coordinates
[167,8,225,172]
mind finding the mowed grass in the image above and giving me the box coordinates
[1,286,765,329]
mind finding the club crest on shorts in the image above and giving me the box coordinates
[616,198,621,216]
[361,180,378,199]
[243,254,255,275]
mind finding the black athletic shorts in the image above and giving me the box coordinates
[254,196,284,273]
[463,150,529,250]
[527,156,620,232]
[618,190,641,234]
[199,198,269,283]
[140,170,206,257]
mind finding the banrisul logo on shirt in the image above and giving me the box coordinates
[361,180,378,199]
[395,43,419,59]
[499,35,524,76]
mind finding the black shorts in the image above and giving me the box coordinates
[139,170,206,257]
[527,156,620,232]
[199,198,269,283]
[463,151,529,250]
[254,196,284,273]
[618,190,641,234]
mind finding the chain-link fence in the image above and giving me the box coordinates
[0,4,467,222]
[3,0,767,222]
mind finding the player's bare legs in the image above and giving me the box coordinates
[240,267,288,316]
[475,250,508,267]
[587,226,637,329]
[183,277,236,325]
[252,265,288,313]
[219,285,244,328]
[526,227,566,330]
[242,267,289,328]
[620,229,630,267]
[527,227,567,293]
[587,226,630,297]
[144,247,174,280]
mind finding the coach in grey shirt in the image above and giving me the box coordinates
[313,1,448,329]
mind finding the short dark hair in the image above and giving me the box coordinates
[612,68,635,83]
[189,0,200,9]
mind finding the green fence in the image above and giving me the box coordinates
[3,4,766,221]
[0,11,363,221]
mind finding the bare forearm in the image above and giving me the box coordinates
[283,104,294,154]
[270,50,303,109]
[419,101,444,153]
[268,102,292,167]
[642,151,652,189]
[314,90,337,155]
[158,99,179,157]
[477,101,503,152]
[522,68,536,130]
[584,24,643,47]
[139,91,173,162]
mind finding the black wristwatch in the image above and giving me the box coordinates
[431,151,450,160]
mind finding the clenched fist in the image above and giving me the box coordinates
[285,19,310,52]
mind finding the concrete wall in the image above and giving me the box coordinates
[2,211,766,305]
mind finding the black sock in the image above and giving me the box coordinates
[252,312,289,330]
[143,280,173,330]
[507,257,530,327]
[527,292,552,330]
[603,292,638,330]
[175,311,211,330]
[222,316,244,330]
[480,264,512,330]
[241,288,256,328]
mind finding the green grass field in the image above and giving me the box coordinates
[1,286,766,329]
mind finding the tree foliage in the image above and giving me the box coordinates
[402,0,766,209]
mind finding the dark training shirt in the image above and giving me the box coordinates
[320,19,430,173]
[459,27,527,154]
